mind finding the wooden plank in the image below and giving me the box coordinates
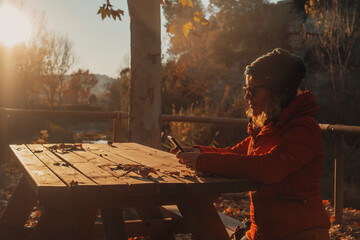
[73,147,156,186]
[162,205,244,236]
[27,144,100,206]
[89,218,185,239]
[126,218,180,239]
[3,108,128,120]
[27,144,97,187]
[84,144,187,185]
[161,114,249,126]
[9,145,68,205]
[30,206,98,240]
[135,206,176,240]
[116,143,263,194]
[42,144,125,186]
[87,144,202,185]
[100,208,127,240]
[73,147,160,202]
[0,176,36,240]
[42,144,134,205]
[113,143,208,183]
[122,143,262,194]
[177,198,230,240]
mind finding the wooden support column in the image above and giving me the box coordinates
[113,112,122,143]
[127,0,161,148]
[334,132,345,224]
[0,51,5,174]
[0,176,37,240]
[0,108,7,176]
[100,208,127,240]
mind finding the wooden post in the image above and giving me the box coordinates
[334,132,345,224]
[127,0,161,148]
[113,112,122,143]
[0,108,7,178]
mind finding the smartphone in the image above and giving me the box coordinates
[167,136,184,152]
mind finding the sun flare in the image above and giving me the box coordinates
[0,4,32,47]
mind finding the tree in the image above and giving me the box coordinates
[65,69,98,105]
[162,0,296,113]
[108,68,130,111]
[97,0,208,148]
[11,42,45,107]
[304,0,360,122]
[40,32,75,107]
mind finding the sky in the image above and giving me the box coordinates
[1,0,281,78]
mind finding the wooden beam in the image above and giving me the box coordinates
[113,115,122,143]
[319,123,360,134]
[0,108,7,167]
[3,108,128,120]
[161,114,249,125]
[177,198,230,240]
[334,132,345,224]
[0,176,37,240]
[128,0,161,148]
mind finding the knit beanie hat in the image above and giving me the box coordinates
[244,48,306,100]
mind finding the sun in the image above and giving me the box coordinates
[0,4,32,47]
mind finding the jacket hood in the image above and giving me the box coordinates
[276,90,318,128]
[248,91,318,138]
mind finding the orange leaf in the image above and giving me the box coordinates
[200,19,209,25]
[167,25,175,34]
[354,222,360,227]
[36,210,42,217]
[194,12,201,22]
[182,21,195,37]
[179,0,187,7]
[160,0,165,4]
[225,207,232,213]
[187,0,193,7]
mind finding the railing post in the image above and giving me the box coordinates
[0,108,8,178]
[113,112,122,143]
[334,132,345,224]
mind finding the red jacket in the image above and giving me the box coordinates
[195,91,330,240]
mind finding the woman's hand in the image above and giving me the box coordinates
[170,146,200,154]
[176,152,201,170]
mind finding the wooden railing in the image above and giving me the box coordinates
[1,108,360,224]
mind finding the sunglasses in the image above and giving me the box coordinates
[243,85,267,98]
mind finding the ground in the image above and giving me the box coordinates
[1,161,359,240]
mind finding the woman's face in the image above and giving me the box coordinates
[244,74,271,116]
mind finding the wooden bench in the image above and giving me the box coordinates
[161,205,245,237]
[0,142,259,240]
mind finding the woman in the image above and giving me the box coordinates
[173,48,330,240]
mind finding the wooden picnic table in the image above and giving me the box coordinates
[0,143,261,240]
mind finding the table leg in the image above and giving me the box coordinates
[30,206,97,240]
[100,208,127,240]
[0,176,36,240]
[177,198,230,240]
[135,206,175,240]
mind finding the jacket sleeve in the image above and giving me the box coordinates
[196,121,321,184]
[194,136,251,154]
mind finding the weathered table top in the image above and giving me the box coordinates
[6,142,262,240]
[9,142,260,207]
